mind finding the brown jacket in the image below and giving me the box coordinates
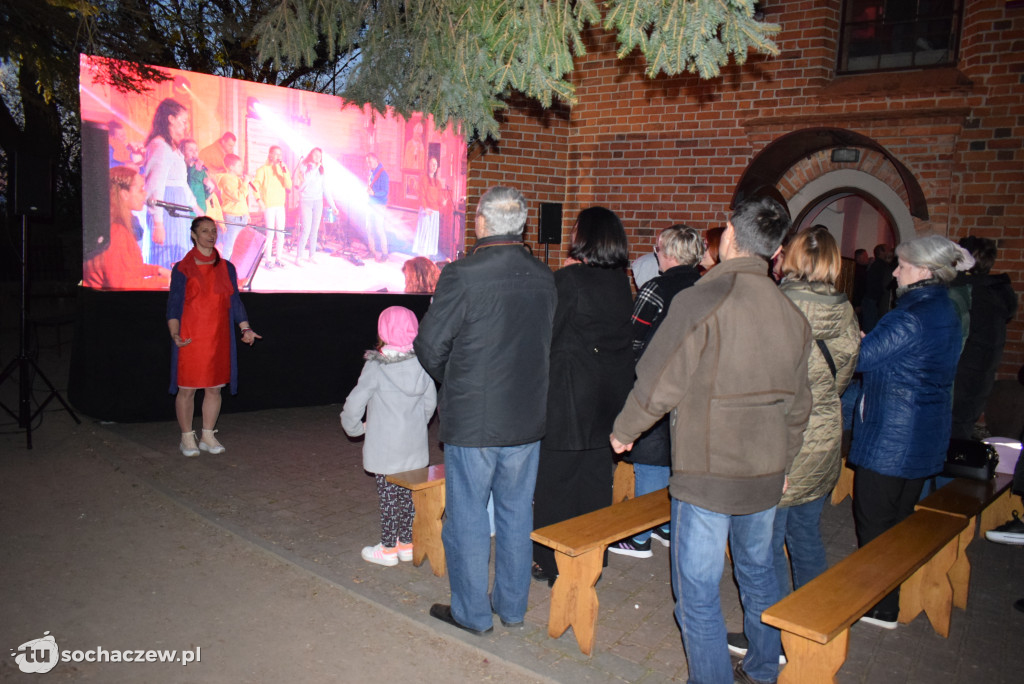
[612,256,812,515]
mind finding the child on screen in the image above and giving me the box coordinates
[341,306,437,566]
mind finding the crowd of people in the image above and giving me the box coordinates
[164,179,1018,683]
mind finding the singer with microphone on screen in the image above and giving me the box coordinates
[144,98,201,269]
[252,145,292,270]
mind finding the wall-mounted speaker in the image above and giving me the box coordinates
[538,202,563,244]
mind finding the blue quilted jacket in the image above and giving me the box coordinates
[848,283,962,478]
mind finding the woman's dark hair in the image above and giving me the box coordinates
[146,98,187,147]
[959,235,998,274]
[189,216,220,265]
[568,206,629,269]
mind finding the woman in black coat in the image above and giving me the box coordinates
[532,207,635,584]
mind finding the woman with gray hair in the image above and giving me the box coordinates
[849,234,966,629]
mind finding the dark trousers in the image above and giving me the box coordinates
[532,446,614,578]
[852,466,927,615]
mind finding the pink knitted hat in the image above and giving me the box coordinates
[377,306,419,352]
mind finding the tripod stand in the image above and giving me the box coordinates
[0,214,81,449]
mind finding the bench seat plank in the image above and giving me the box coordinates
[531,488,670,556]
[386,465,446,576]
[764,510,964,643]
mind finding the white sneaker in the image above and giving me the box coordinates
[361,543,399,566]
[199,429,225,455]
[396,542,414,562]
[179,431,200,458]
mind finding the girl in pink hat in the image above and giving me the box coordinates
[341,306,437,566]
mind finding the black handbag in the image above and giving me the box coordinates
[942,438,999,480]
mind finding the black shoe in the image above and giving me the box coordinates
[985,511,1024,545]
[491,608,523,628]
[733,660,776,684]
[650,525,671,547]
[728,631,786,664]
[429,603,493,635]
[858,608,898,629]
[531,562,551,583]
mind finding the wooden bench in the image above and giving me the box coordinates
[914,473,1016,609]
[530,488,670,655]
[761,509,966,684]
[385,464,446,577]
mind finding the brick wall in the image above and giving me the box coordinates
[466,0,1024,378]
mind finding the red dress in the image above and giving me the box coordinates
[176,261,232,389]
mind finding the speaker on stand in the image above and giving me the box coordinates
[538,202,563,266]
[0,148,81,448]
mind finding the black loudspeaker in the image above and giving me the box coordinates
[12,149,54,218]
[538,202,563,244]
[81,121,112,260]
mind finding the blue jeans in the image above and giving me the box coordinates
[443,442,540,631]
[632,463,670,543]
[671,499,781,684]
[771,495,828,597]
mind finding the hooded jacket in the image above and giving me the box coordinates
[777,280,860,507]
[849,283,962,479]
[612,256,813,515]
[340,349,437,475]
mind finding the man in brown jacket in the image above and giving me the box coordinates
[611,197,811,684]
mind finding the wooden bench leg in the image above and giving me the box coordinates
[948,524,974,610]
[898,536,956,637]
[979,488,1017,537]
[778,630,848,684]
[831,458,854,506]
[548,547,604,655]
[612,461,635,503]
[410,486,446,577]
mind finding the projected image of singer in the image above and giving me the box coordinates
[253,145,292,270]
[365,153,390,262]
[293,148,338,266]
[217,153,253,260]
[83,166,170,290]
[167,216,262,457]
[144,99,201,269]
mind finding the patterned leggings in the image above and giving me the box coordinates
[375,474,414,547]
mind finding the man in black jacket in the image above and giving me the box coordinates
[415,186,556,635]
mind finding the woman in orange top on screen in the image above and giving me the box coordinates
[83,166,170,290]
[412,156,451,258]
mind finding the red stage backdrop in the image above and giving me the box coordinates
[78,54,468,294]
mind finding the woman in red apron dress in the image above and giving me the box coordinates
[167,216,262,456]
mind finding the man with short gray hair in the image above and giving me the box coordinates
[415,186,556,635]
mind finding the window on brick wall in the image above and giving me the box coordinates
[838,0,962,74]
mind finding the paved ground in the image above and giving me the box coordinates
[2,315,1023,682]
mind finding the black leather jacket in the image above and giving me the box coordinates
[414,235,557,447]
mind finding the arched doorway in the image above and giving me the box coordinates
[787,168,914,254]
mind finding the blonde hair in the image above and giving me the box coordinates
[782,225,841,286]
[658,225,705,267]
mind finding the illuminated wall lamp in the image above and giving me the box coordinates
[831,148,860,163]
